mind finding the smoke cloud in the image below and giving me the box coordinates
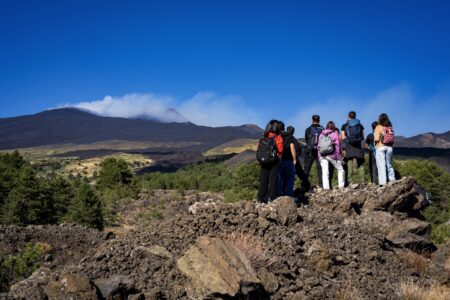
[61,82,450,136]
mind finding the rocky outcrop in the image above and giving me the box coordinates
[2,177,446,300]
[177,236,262,299]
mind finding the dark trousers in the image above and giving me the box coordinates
[278,160,295,197]
[258,161,279,203]
[295,160,310,190]
[369,152,378,184]
[303,149,322,188]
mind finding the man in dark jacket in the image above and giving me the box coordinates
[341,111,365,184]
[304,115,324,190]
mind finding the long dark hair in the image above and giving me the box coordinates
[264,119,279,136]
[326,121,336,131]
[378,113,392,127]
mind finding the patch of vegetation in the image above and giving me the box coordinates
[141,162,234,192]
[0,243,45,292]
[0,152,137,230]
[65,181,104,230]
[396,160,450,244]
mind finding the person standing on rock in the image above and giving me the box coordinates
[257,120,283,203]
[304,115,324,190]
[341,111,365,185]
[287,126,310,193]
[318,121,345,190]
[365,121,379,184]
[277,124,297,197]
[374,113,396,185]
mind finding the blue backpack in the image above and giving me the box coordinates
[345,120,363,143]
[309,126,324,150]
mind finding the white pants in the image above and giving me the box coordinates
[320,157,345,190]
[376,146,395,185]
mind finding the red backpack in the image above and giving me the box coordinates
[381,126,395,145]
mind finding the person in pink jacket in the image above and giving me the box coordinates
[318,121,345,189]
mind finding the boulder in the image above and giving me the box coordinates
[177,236,261,299]
[274,196,298,226]
[93,275,135,300]
[386,219,436,252]
[8,267,51,300]
[44,272,98,300]
[363,177,429,216]
[431,240,450,272]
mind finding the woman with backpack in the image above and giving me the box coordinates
[257,120,284,203]
[318,121,345,190]
[374,113,395,185]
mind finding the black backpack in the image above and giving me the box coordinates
[346,124,363,143]
[308,126,324,150]
[256,135,278,165]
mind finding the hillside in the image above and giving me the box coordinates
[396,132,450,148]
[1,178,449,299]
[0,108,263,151]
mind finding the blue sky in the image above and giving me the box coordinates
[0,0,449,136]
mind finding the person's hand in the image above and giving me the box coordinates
[293,160,297,166]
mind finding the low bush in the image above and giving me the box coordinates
[0,243,44,292]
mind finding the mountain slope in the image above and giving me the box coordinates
[0,108,263,150]
[396,131,450,148]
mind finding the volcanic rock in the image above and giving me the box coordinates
[177,236,261,298]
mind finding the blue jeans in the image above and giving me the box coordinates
[278,160,296,196]
[376,146,395,185]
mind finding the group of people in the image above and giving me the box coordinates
[256,111,396,203]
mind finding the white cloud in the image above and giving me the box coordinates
[60,83,449,136]
[60,91,263,127]
[287,83,450,137]
[178,92,263,127]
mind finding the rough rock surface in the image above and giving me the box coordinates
[177,236,261,298]
[1,177,448,300]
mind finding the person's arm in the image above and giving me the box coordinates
[341,125,346,141]
[364,135,370,148]
[374,126,381,144]
[305,127,310,143]
[290,142,297,165]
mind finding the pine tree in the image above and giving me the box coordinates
[97,158,134,189]
[66,182,104,230]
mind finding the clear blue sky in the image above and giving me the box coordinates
[1,0,449,136]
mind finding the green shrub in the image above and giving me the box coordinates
[97,157,134,189]
[396,160,450,243]
[224,188,257,203]
[430,224,450,245]
[234,162,259,190]
[0,243,44,292]
[141,162,233,192]
[66,182,104,230]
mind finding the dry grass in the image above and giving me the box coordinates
[204,139,258,156]
[399,250,429,273]
[398,279,450,300]
[335,282,363,300]
[224,232,279,270]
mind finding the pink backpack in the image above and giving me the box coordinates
[382,126,395,145]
